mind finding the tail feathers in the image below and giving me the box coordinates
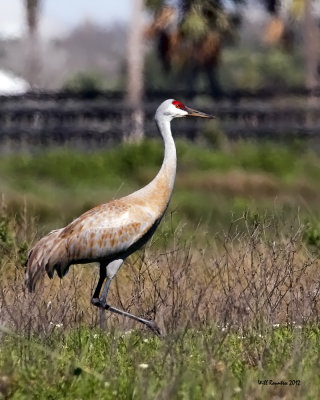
[25,247,49,292]
[25,229,68,292]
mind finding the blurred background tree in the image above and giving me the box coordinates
[263,0,319,90]
[25,0,41,88]
[127,0,145,141]
[302,0,319,89]
[144,0,319,95]
[63,71,107,93]
[145,0,244,97]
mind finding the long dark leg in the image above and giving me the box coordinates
[91,259,161,335]
[103,299,160,334]
[91,263,107,300]
[91,263,107,329]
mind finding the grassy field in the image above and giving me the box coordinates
[1,139,320,398]
[1,138,320,235]
[1,326,319,399]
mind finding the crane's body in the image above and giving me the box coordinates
[26,99,214,333]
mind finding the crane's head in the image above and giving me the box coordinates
[155,99,215,121]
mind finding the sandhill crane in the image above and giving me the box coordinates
[25,99,214,333]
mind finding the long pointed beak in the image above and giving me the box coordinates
[185,106,215,119]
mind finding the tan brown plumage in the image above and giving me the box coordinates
[27,196,161,290]
[26,99,214,333]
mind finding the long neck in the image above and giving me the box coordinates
[130,116,177,216]
[153,117,177,192]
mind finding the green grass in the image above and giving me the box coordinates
[1,139,320,235]
[0,326,319,399]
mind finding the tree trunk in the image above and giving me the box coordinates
[303,0,318,89]
[127,0,145,142]
[303,0,319,123]
[25,0,41,89]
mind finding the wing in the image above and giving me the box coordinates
[60,198,155,262]
[26,198,156,291]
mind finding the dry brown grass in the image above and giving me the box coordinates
[1,207,319,338]
[178,170,319,201]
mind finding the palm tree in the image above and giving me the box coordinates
[145,0,242,97]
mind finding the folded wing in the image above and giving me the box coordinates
[26,199,155,291]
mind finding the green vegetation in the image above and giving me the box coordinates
[1,139,320,235]
[0,206,320,398]
[63,70,120,92]
[145,46,304,91]
[1,139,320,398]
[221,47,304,90]
[1,326,319,399]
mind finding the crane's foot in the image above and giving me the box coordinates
[91,298,161,336]
[146,320,161,336]
[91,297,101,307]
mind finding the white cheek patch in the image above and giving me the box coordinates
[175,109,188,118]
[169,103,178,114]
